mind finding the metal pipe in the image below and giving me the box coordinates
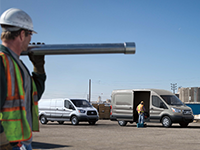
[21,42,136,55]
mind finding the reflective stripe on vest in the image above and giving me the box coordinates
[31,78,39,131]
[0,52,39,142]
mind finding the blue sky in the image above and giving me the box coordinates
[0,0,200,101]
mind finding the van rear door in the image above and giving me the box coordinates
[38,99,51,115]
[113,91,133,121]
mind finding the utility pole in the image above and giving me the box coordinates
[171,83,177,94]
[89,79,91,103]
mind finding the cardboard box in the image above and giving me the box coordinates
[93,103,111,119]
[92,104,99,111]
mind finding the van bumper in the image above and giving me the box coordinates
[170,115,194,123]
[110,115,133,121]
[110,115,116,121]
[78,115,99,122]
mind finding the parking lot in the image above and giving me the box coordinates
[32,120,200,150]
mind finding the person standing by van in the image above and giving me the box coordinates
[0,8,46,150]
[136,101,146,125]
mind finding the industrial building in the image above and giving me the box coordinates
[178,87,200,103]
[178,87,200,117]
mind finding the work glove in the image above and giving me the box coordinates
[28,53,45,74]
[0,132,12,150]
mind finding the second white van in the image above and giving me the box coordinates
[38,98,99,125]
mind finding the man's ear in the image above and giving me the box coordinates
[19,30,25,41]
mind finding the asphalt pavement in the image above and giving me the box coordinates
[32,120,200,150]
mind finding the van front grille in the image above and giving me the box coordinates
[183,110,192,115]
[87,111,97,115]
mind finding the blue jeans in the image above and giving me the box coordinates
[138,113,144,124]
[12,144,32,150]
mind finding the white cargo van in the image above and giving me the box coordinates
[110,89,194,127]
[38,98,99,125]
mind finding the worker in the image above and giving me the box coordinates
[136,101,146,125]
[0,8,46,150]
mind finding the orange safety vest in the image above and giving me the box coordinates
[137,104,144,114]
[0,52,39,142]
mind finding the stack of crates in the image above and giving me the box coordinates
[92,103,110,119]
[92,104,99,112]
[99,104,110,119]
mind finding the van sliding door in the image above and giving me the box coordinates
[133,91,150,122]
[50,100,56,117]
[55,100,64,117]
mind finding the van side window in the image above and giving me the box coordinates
[152,96,167,109]
[65,100,74,109]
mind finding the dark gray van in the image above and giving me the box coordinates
[110,89,194,127]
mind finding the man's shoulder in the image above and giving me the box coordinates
[0,44,6,50]
[0,45,10,54]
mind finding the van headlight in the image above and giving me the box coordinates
[78,109,86,113]
[171,107,181,113]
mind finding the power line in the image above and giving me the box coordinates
[171,83,177,94]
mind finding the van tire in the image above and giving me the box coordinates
[161,116,172,127]
[58,121,64,124]
[118,121,127,126]
[71,116,79,125]
[89,121,96,125]
[40,115,48,124]
[179,122,189,127]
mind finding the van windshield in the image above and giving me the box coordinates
[160,95,184,106]
[71,99,92,107]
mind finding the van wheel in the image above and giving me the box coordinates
[71,116,79,125]
[179,122,189,127]
[118,121,127,126]
[89,121,96,125]
[40,115,48,124]
[58,121,64,124]
[161,116,172,127]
